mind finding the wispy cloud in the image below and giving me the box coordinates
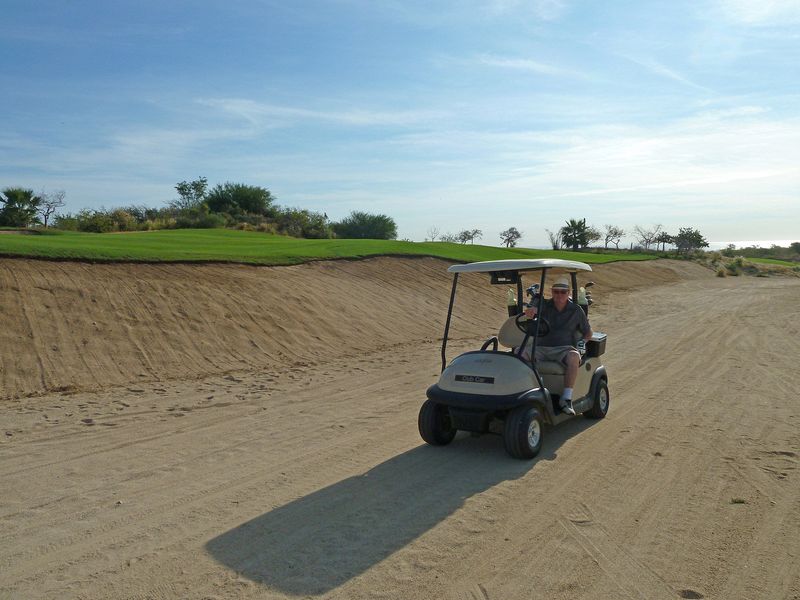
[485,0,568,20]
[617,54,713,92]
[715,0,800,25]
[477,54,578,77]
[197,98,444,128]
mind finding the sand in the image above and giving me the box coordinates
[1,256,798,599]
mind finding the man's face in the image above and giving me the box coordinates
[551,286,570,309]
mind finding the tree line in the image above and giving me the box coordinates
[544,219,710,255]
[0,179,398,240]
[426,219,711,255]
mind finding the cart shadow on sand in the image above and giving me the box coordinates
[205,416,599,596]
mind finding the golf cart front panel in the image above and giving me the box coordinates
[438,351,536,396]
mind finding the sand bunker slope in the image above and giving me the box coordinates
[0,257,707,400]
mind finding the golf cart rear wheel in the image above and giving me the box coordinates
[418,400,457,446]
[504,406,544,459]
[585,379,609,419]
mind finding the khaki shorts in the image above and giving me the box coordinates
[523,344,577,365]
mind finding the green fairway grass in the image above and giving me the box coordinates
[744,256,797,267]
[0,229,656,265]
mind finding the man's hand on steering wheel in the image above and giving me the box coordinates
[514,311,550,337]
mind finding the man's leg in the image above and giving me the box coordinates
[564,349,580,388]
[559,349,581,415]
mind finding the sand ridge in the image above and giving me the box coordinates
[0,256,705,401]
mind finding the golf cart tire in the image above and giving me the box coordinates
[585,378,609,419]
[419,400,457,446]
[504,406,544,459]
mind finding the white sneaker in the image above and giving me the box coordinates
[559,398,576,416]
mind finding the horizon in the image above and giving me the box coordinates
[2,0,799,246]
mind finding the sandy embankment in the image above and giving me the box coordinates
[1,257,799,600]
[0,257,702,401]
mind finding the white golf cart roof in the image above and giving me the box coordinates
[447,258,592,274]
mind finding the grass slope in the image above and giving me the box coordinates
[0,229,656,265]
[745,257,797,267]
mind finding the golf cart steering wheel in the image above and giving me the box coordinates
[514,312,550,338]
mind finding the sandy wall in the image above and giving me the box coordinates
[0,257,710,399]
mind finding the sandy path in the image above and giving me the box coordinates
[1,260,799,599]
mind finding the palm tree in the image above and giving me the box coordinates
[0,188,42,228]
[560,218,589,250]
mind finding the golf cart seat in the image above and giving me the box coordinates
[536,361,567,375]
[497,315,525,348]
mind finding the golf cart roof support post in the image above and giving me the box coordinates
[570,272,578,303]
[516,278,524,312]
[441,273,459,373]
[528,268,548,390]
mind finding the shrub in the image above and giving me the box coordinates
[275,207,332,239]
[52,213,79,231]
[716,266,726,277]
[174,211,225,229]
[109,209,138,232]
[76,209,114,233]
[256,222,278,234]
[331,211,397,239]
[206,182,276,219]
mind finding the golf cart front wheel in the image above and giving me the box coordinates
[585,379,610,419]
[418,400,457,446]
[504,406,544,459]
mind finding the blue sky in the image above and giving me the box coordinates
[2,0,799,246]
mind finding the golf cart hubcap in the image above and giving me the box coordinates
[599,388,608,411]
[527,419,541,448]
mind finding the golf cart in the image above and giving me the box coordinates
[418,259,609,459]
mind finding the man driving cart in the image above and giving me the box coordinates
[523,277,593,416]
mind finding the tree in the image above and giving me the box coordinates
[672,227,709,254]
[560,218,592,250]
[545,228,562,250]
[171,177,208,210]
[790,242,800,254]
[500,227,522,248]
[654,231,673,251]
[633,224,662,250]
[426,226,440,242]
[458,229,482,244]
[206,182,276,219]
[37,189,66,227]
[331,211,397,239]
[586,225,601,247]
[439,232,459,243]
[603,225,625,249]
[0,187,41,227]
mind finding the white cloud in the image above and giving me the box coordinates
[477,54,578,77]
[617,54,713,92]
[486,0,568,20]
[197,98,444,127]
[715,0,800,24]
